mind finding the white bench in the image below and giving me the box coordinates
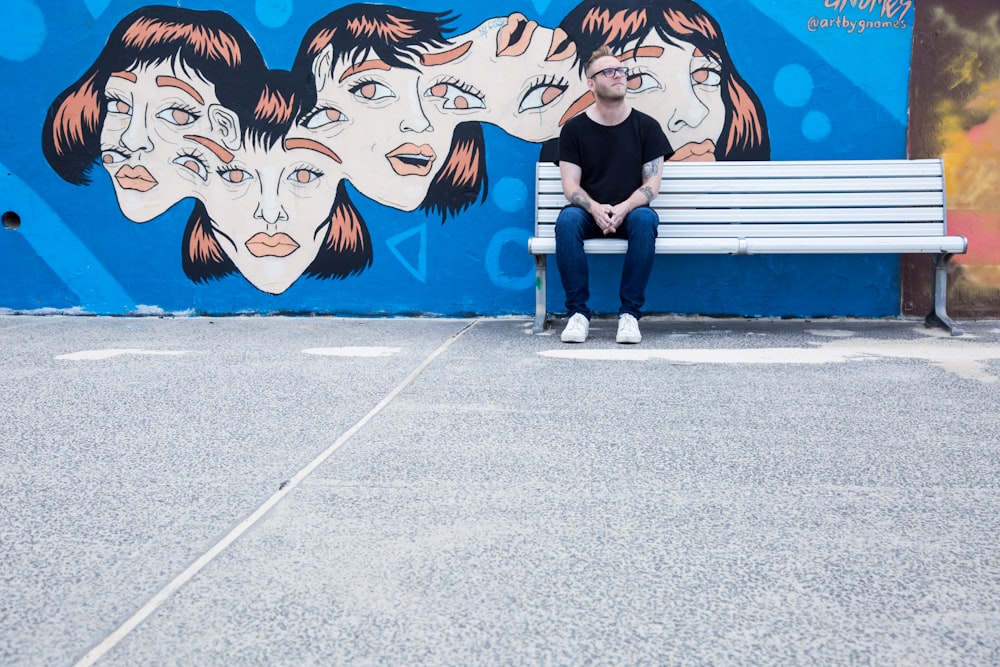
[528,159,968,335]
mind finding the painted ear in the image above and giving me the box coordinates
[313,44,334,91]
[209,105,241,151]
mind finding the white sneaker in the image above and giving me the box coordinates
[616,313,641,344]
[560,313,590,343]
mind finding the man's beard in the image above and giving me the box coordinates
[593,86,626,103]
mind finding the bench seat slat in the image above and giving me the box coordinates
[528,236,967,255]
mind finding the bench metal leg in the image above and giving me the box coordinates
[924,252,963,336]
[533,255,548,333]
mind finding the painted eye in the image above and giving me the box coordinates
[626,72,661,95]
[218,168,253,184]
[156,107,200,127]
[303,107,347,129]
[425,81,485,111]
[349,79,394,102]
[101,149,129,164]
[289,168,322,184]
[518,81,567,113]
[106,98,132,115]
[173,153,209,181]
[692,67,722,87]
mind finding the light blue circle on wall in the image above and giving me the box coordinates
[492,177,528,214]
[0,0,46,62]
[485,227,534,290]
[256,0,293,28]
[802,110,832,142]
[773,64,813,108]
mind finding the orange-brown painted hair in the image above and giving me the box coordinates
[558,0,769,160]
[43,6,266,185]
[182,180,373,284]
[293,5,487,220]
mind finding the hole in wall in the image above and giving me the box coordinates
[2,211,21,230]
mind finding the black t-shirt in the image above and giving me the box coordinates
[557,109,673,205]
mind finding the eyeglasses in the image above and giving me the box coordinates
[590,66,629,79]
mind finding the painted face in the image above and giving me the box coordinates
[100,59,225,222]
[420,15,585,143]
[290,48,461,211]
[620,34,726,162]
[199,137,343,294]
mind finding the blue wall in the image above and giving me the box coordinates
[0,0,915,316]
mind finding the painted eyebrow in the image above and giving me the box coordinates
[184,135,233,164]
[156,76,205,105]
[619,46,665,62]
[284,138,343,164]
[339,60,391,83]
[111,71,137,82]
[420,41,473,66]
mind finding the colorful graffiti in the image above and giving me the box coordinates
[40,2,769,296]
[0,1,921,316]
[907,2,1000,318]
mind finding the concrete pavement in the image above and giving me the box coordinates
[2,315,999,665]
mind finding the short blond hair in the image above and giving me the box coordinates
[584,45,615,78]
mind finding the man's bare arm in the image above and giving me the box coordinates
[561,159,615,232]
[641,156,662,181]
[562,161,600,214]
[620,157,664,211]
[570,189,593,209]
[560,161,586,204]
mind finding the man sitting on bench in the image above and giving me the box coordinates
[555,46,673,344]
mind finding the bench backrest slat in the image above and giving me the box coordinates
[539,176,944,195]
[538,192,944,209]
[535,159,948,237]
[537,159,944,180]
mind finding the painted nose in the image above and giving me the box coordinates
[400,82,432,132]
[400,112,432,133]
[120,108,153,153]
[254,197,289,225]
[667,85,710,132]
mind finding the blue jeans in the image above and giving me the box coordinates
[554,205,658,319]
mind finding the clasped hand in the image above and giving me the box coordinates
[592,202,628,235]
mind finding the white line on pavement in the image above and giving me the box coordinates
[303,346,402,357]
[74,320,479,667]
[540,337,1000,383]
[56,349,189,361]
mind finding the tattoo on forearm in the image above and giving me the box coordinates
[570,190,591,209]
[640,186,655,203]
[642,157,662,180]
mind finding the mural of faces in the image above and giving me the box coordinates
[290,43,464,212]
[622,34,726,162]
[99,59,238,221]
[198,138,344,294]
[421,14,586,143]
[45,3,769,295]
